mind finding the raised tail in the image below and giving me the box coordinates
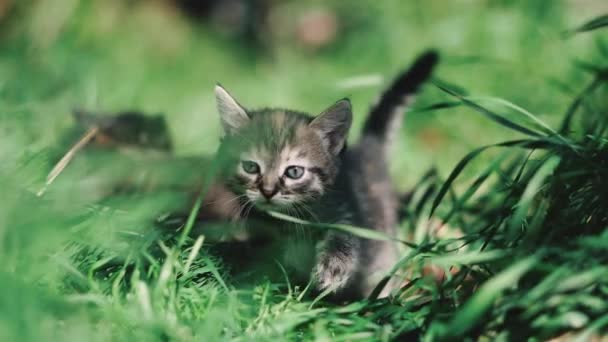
[362,50,439,142]
[349,51,438,298]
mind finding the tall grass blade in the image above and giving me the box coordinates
[565,14,608,36]
[507,156,561,237]
[433,256,537,338]
[430,139,552,217]
[434,82,545,137]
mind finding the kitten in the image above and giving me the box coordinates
[213,51,438,299]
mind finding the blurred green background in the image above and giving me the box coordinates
[0,0,606,340]
[2,0,605,184]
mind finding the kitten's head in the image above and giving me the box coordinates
[214,85,352,211]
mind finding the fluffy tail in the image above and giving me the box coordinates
[362,50,439,142]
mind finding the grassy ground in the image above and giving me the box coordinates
[1,1,607,341]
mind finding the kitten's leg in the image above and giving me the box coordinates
[313,232,360,292]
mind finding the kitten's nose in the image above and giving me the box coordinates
[260,186,278,200]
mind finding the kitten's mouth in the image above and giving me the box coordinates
[250,198,292,212]
[242,191,294,212]
[254,200,284,210]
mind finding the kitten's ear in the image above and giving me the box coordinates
[215,84,249,134]
[309,99,352,155]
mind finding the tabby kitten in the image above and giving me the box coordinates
[213,51,438,299]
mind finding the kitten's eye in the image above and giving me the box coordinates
[241,160,260,174]
[284,166,305,179]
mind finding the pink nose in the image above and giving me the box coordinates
[260,186,278,200]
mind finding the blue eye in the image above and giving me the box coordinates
[284,166,305,179]
[242,161,260,174]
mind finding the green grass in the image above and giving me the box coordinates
[1,1,607,341]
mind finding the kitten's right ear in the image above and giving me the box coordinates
[214,84,249,134]
[310,99,353,155]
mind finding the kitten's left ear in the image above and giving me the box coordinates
[310,99,352,155]
[215,84,249,134]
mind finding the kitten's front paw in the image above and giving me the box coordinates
[313,253,356,292]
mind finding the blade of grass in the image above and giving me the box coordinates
[177,157,223,248]
[206,258,230,293]
[559,75,604,134]
[135,280,153,321]
[507,156,561,237]
[274,260,293,296]
[411,101,462,113]
[466,96,568,142]
[573,314,608,342]
[564,14,608,36]
[442,152,508,223]
[430,139,552,217]
[368,247,422,300]
[554,267,608,292]
[183,235,205,275]
[432,256,538,338]
[267,211,418,248]
[428,250,506,267]
[37,126,99,196]
[434,81,545,138]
